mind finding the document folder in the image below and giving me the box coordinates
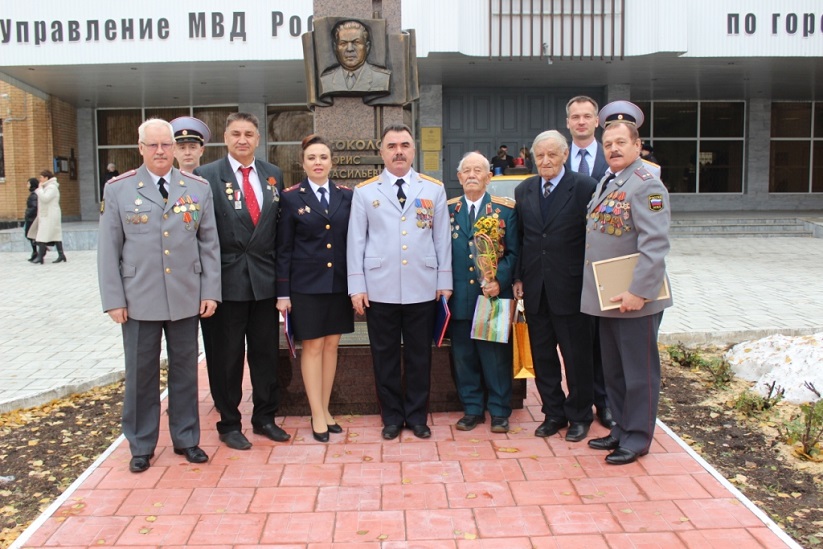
[592,253,670,311]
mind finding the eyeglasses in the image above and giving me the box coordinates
[140,142,174,151]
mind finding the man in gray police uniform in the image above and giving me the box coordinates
[347,123,452,441]
[581,101,673,465]
[98,118,221,473]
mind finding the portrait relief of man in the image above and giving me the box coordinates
[319,20,391,96]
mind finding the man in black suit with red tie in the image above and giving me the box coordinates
[513,129,598,443]
[195,112,290,450]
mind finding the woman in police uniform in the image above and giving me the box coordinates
[275,135,353,442]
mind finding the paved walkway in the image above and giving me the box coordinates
[3,233,822,547]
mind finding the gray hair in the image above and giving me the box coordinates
[456,151,490,173]
[138,118,174,143]
[531,130,568,156]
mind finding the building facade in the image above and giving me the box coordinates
[0,0,821,221]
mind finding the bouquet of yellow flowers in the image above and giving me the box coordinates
[472,215,506,286]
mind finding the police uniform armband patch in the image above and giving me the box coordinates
[99,200,105,215]
[490,195,516,209]
[356,176,380,188]
[419,173,444,186]
[648,194,664,211]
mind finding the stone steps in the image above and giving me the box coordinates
[670,217,815,237]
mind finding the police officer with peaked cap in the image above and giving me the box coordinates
[598,100,661,180]
[171,116,211,174]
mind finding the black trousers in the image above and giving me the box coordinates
[365,300,436,427]
[528,288,594,423]
[201,297,280,434]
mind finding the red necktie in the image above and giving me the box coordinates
[240,166,260,225]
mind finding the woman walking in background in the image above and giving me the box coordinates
[275,135,353,442]
[29,170,66,264]
[23,177,39,262]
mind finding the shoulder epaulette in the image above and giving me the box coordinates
[106,169,136,185]
[356,176,380,188]
[419,173,444,186]
[634,166,654,181]
[337,184,353,191]
[284,184,301,192]
[491,195,516,208]
[447,197,461,205]
[179,170,209,184]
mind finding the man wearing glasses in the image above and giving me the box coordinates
[98,118,221,473]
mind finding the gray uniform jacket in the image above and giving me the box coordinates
[98,165,222,321]
[580,158,673,319]
[347,168,453,304]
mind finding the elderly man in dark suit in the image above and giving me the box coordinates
[98,118,221,473]
[564,95,614,429]
[513,130,598,443]
[195,112,289,450]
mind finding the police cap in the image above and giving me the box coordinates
[598,100,645,129]
[170,116,211,145]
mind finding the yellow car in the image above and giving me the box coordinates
[487,174,530,201]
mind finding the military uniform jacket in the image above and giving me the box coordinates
[447,193,519,320]
[514,170,597,316]
[97,165,221,321]
[347,168,453,304]
[581,158,673,319]
[195,157,284,302]
[276,179,352,296]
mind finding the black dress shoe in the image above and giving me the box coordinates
[490,417,509,433]
[455,414,485,431]
[253,422,291,442]
[382,424,402,440]
[52,256,67,263]
[534,418,568,437]
[605,447,644,465]
[174,446,209,463]
[565,422,590,442]
[219,430,252,450]
[327,423,343,434]
[411,424,431,439]
[596,407,616,428]
[311,419,330,443]
[129,453,153,473]
[588,434,620,451]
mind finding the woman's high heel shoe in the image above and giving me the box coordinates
[312,420,329,443]
[52,256,67,263]
[327,423,343,434]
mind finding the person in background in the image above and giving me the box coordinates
[276,134,354,443]
[519,146,534,173]
[171,116,210,173]
[101,163,119,200]
[447,151,519,433]
[490,145,515,175]
[23,177,39,262]
[29,170,66,264]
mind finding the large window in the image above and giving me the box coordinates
[634,101,745,194]
[96,106,235,200]
[769,102,823,193]
[266,105,313,188]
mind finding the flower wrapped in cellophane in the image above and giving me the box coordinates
[472,214,506,287]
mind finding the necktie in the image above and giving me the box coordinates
[318,186,329,213]
[240,166,260,225]
[577,149,590,176]
[540,180,555,221]
[346,72,355,90]
[543,180,552,198]
[157,177,168,201]
[469,203,477,226]
[395,179,407,205]
[599,173,616,198]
